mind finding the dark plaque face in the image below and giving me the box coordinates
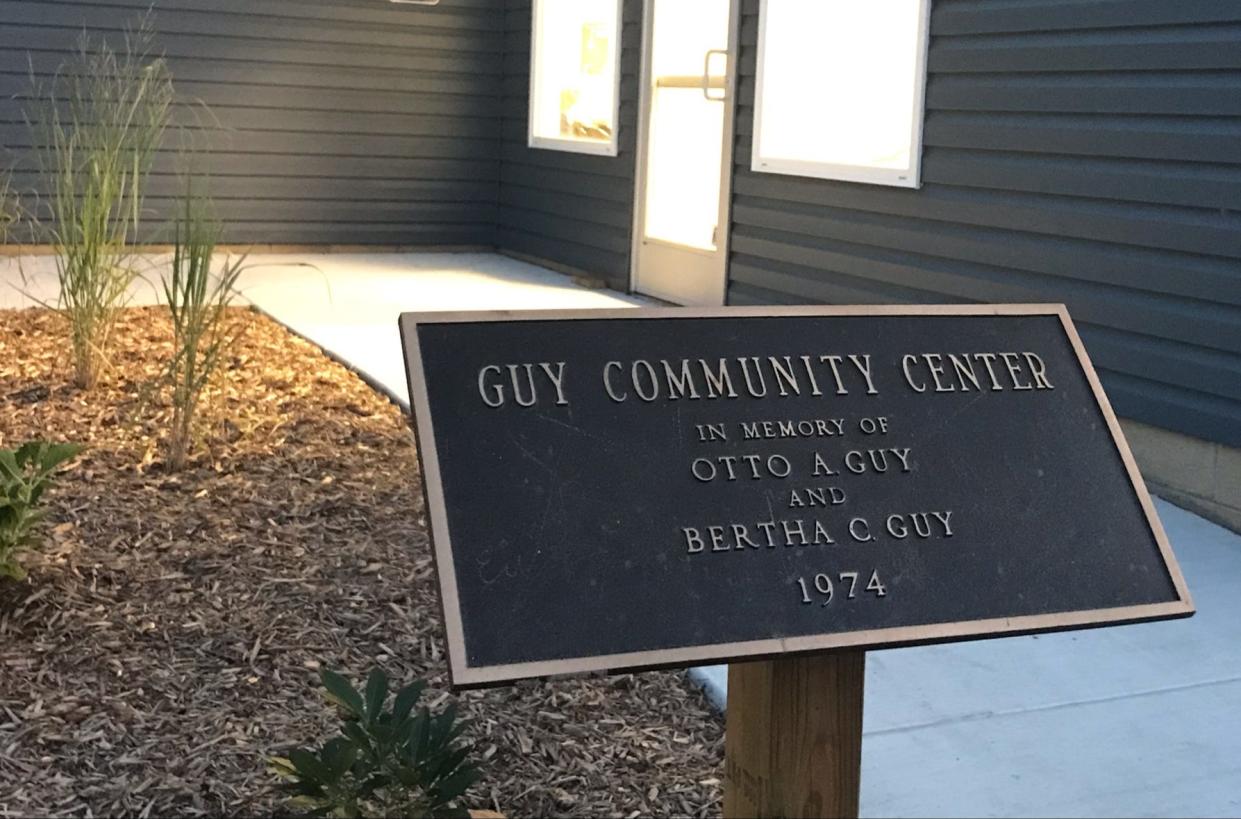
[399,305,1193,687]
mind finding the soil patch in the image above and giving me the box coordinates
[0,307,724,817]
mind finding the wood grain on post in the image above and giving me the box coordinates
[723,651,866,819]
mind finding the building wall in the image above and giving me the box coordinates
[1122,419,1241,533]
[496,0,641,291]
[0,0,503,246]
[726,0,1241,452]
[5,0,1239,464]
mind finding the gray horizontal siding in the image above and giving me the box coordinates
[496,0,640,290]
[727,0,1241,449]
[7,0,1239,454]
[0,0,503,245]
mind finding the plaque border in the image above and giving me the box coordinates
[399,304,1195,688]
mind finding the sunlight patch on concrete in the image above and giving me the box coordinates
[233,252,643,406]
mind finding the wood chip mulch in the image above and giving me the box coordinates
[0,307,724,818]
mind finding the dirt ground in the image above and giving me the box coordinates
[0,307,724,818]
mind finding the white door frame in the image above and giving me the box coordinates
[628,0,741,306]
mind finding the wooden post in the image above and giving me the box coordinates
[723,651,866,818]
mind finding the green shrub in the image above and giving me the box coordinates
[270,668,480,819]
[0,442,84,581]
[162,183,245,470]
[26,16,173,388]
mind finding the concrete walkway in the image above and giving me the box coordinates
[3,252,1239,817]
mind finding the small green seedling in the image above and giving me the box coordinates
[0,441,84,581]
[270,668,480,819]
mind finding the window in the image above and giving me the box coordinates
[752,0,931,188]
[529,0,623,156]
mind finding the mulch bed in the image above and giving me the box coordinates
[0,307,724,818]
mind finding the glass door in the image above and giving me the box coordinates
[633,0,735,305]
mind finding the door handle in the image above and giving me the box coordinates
[702,49,728,101]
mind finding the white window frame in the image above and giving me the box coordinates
[528,0,624,157]
[751,0,932,188]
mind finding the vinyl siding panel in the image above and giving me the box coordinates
[0,0,503,245]
[496,0,641,290]
[727,0,1241,449]
[5,0,1240,453]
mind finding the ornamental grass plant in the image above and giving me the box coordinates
[26,17,173,388]
[0,173,17,242]
[162,183,246,471]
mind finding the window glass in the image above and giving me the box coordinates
[752,0,930,187]
[642,2,728,250]
[530,0,621,155]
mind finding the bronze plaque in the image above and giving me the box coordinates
[400,305,1192,687]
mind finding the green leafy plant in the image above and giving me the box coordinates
[269,668,480,819]
[26,16,173,388]
[0,441,84,581]
[161,182,245,470]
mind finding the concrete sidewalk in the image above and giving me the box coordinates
[4,251,1238,817]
